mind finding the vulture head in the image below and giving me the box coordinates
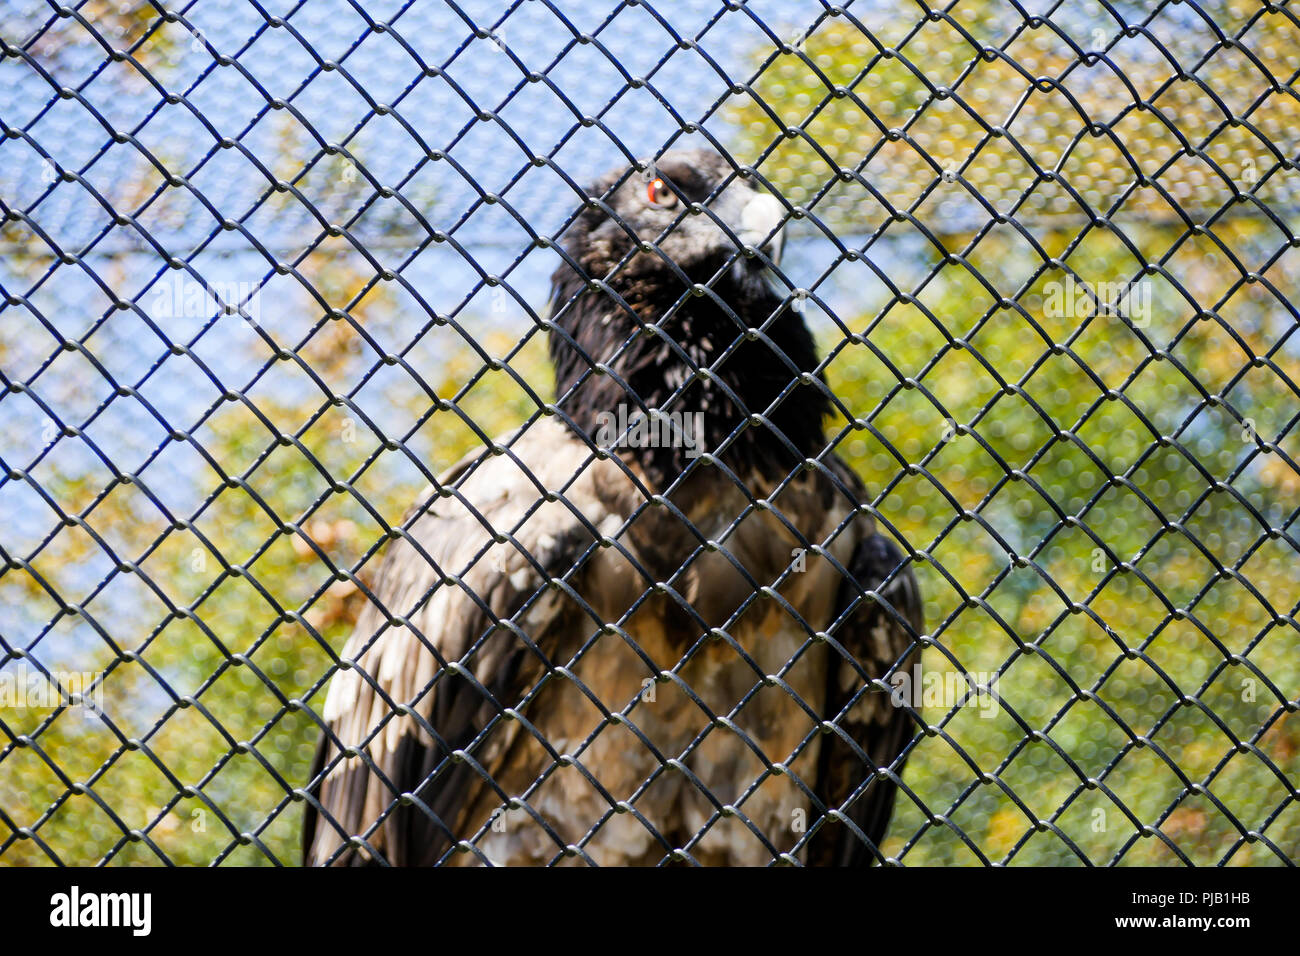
[547,149,831,490]
[564,150,787,274]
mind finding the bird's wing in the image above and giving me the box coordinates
[302,420,621,866]
[806,466,923,867]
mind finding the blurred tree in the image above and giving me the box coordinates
[0,244,551,864]
[727,1,1299,864]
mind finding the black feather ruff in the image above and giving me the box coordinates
[547,189,830,492]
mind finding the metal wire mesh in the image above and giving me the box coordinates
[1,0,1298,866]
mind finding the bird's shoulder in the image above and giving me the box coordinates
[322,418,636,721]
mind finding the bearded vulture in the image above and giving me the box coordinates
[302,149,923,866]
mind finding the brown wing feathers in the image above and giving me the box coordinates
[303,430,604,865]
[807,530,923,866]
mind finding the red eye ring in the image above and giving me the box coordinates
[647,176,677,208]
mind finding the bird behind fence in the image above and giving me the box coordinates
[302,149,922,866]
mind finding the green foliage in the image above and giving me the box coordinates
[736,4,1300,864]
[0,251,553,865]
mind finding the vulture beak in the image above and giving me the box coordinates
[738,192,786,266]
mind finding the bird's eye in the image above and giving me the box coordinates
[647,177,678,209]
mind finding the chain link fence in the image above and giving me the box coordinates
[1,0,1297,866]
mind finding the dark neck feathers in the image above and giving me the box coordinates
[548,249,830,490]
